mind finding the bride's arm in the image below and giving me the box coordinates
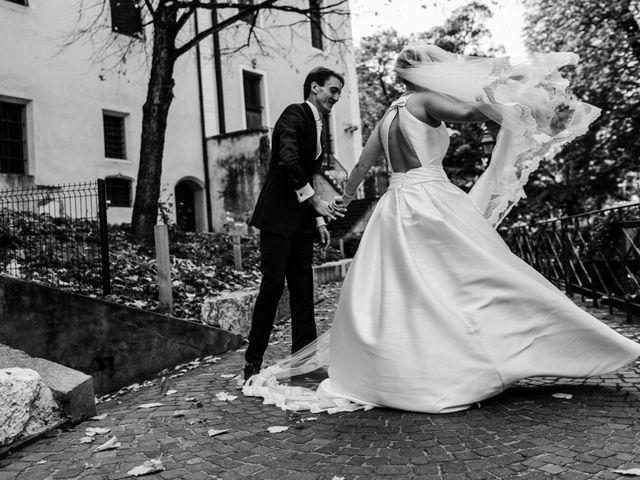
[337,124,384,207]
[417,91,488,123]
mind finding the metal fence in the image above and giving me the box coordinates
[0,180,110,295]
[503,202,640,322]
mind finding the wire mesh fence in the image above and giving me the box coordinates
[503,202,640,322]
[0,180,110,295]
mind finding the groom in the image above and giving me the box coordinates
[243,67,346,380]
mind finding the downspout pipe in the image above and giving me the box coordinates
[194,14,213,232]
[212,5,226,134]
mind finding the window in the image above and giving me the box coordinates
[103,113,127,159]
[309,0,323,50]
[238,0,257,26]
[109,0,142,37]
[0,101,26,174]
[243,71,263,129]
[105,177,132,207]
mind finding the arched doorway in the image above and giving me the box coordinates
[175,180,197,232]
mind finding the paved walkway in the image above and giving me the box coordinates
[1,283,640,480]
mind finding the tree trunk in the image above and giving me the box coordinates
[130,8,177,241]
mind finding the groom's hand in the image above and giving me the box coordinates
[309,194,345,220]
[318,225,331,250]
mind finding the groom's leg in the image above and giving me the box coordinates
[286,229,317,355]
[245,230,291,367]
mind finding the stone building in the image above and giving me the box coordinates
[0,0,362,231]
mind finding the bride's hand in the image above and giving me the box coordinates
[331,194,352,210]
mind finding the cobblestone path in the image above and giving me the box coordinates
[1,283,639,479]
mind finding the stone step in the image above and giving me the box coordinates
[0,345,96,423]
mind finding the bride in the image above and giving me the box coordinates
[243,44,640,414]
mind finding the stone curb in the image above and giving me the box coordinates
[200,259,353,336]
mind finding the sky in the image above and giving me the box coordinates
[348,0,527,56]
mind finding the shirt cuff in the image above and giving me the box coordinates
[316,217,327,228]
[296,183,315,203]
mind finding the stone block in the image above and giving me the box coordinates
[313,259,352,285]
[201,288,257,335]
[201,286,293,335]
[0,345,95,422]
[0,367,60,446]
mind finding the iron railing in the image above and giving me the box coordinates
[503,202,640,322]
[0,180,110,295]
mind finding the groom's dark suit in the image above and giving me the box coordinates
[245,102,324,368]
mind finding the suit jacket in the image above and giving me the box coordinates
[249,102,324,238]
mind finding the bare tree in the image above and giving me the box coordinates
[70,0,350,240]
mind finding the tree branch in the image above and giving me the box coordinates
[173,0,350,57]
[175,4,196,31]
[143,0,157,19]
[174,0,277,56]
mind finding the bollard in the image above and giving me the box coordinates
[233,234,243,271]
[154,223,173,314]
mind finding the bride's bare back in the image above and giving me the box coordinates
[341,90,485,198]
[386,93,442,173]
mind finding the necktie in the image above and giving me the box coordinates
[316,119,322,160]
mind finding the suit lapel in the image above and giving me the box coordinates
[300,102,317,148]
[301,102,324,170]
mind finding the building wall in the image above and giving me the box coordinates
[208,129,270,229]
[0,0,206,225]
[0,0,361,231]
[213,6,363,174]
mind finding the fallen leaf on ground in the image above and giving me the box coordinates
[165,390,178,396]
[207,429,230,437]
[89,414,108,421]
[36,460,47,465]
[267,426,289,433]
[80,437,95,444]
[220,374,236,379]
[551,393,573,399]
[137,403,163,409]
[127,458,165,477]
[614,468,640,476]
[172,410,186,417]
[185,397,196,402]
[215,392,237,402]
[94,436,121,452]
[85,427,110,437]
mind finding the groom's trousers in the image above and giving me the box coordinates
[245,228,317,367]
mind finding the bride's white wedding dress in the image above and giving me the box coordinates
[244,94,640,414]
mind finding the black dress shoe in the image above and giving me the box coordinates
[243,362,261,381]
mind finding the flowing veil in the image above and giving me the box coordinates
[243,43,601,413]
[393,44,601,225]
